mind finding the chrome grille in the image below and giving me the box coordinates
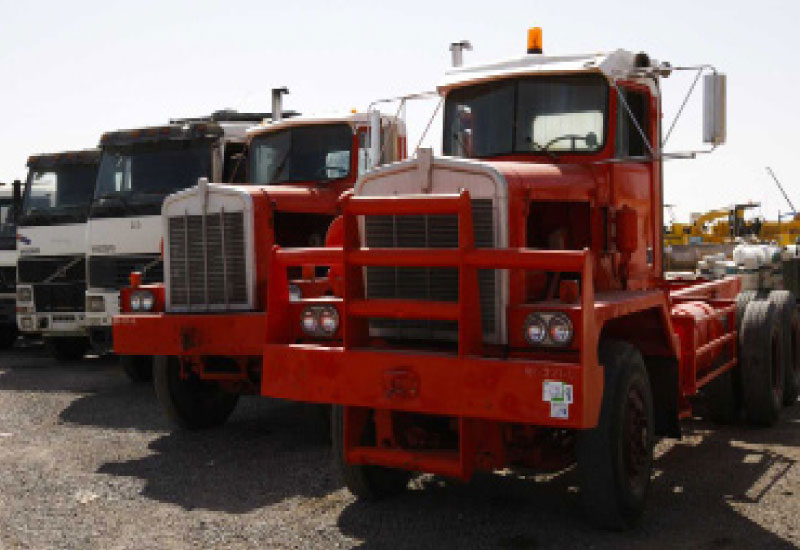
[167,211,248,311]
[364,199,496,341]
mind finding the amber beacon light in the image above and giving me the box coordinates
[527,27,543,54]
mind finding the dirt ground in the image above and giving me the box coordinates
[0,345,797,549]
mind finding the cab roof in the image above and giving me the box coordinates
[27,149,101,169]
[247,112,403,139]
[438,49,662,93]
[100,110,294,147]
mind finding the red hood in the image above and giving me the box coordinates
[483,161,599,202]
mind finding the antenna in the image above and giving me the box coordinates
[766,166,796,215]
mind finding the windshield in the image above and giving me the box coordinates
[0,197,15,250]
[92,141,213,218]
[443,74,609,158]
[19,164,98,226]
[250,124,353,184]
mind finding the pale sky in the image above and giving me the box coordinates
[1,0,797,222]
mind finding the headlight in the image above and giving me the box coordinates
[20,317,33,330]
[129,290,155,312]
[523,313,547,345]
[16,287,32,303]
[288,284,302,302]
[87,295,105,313]
[300,308,319,334]
[523,312,574,347]
[548,314,574,346]
[300,305,339,338]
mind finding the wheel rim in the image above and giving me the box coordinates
[623,386,649,486]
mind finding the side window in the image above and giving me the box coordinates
[222,142,248,184]
[616,89,650,159]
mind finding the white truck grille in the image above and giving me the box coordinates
[167,211,248,311]
[364,199,496,341]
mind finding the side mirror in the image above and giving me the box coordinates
[703,73,726,145]
[12,179,22,221]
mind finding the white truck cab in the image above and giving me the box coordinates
[0,181,21,349]
[15,150,101,360]
[85,110,288,358]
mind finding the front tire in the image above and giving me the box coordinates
[576,340,655,530]
[0,324,18,349]
[331,405,411,500]
[121,355,153,383]
[740,298,784,426]
[45,336,89,362]
[153,356,239,429]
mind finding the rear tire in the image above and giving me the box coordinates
[331,405,411,500]
[45,336,88,362]
[767,291,800,406]
[740,298,784,426]
[153,356,239,429]
[576,340,655,530]
[121,355,153,383]
[0,324,18,349]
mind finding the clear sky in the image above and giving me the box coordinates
[0,0,797,222]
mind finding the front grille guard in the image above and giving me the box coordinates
[268,190,596,360]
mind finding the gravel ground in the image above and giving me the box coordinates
[0,344,798,549]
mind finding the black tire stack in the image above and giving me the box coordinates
[711,288,799,427]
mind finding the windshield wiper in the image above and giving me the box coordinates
[530,140,559,162]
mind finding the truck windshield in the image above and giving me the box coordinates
[19,165,98,227]
[92,141,213,218]
[0,197,15,250]
[443,74,609,158]
[250,124,353,184]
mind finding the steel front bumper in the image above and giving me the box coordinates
[113,313,267,357]
[262,344,603,429]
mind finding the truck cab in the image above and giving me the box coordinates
[0,181,21,348]
[16,150,100,360]
[85,111,276,363]
[112,111,406,426]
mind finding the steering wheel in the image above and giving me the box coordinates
[544,132,599,151]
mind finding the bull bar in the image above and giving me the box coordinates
[263,190,605,430]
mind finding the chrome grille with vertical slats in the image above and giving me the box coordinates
[167,211,249,311]
[364,199,496,341]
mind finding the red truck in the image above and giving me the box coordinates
[113,109,406,428]
[260,36,799,528]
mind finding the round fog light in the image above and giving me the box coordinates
[130,291,155,312]
[548,314,574,345]
[300,307,320,336]
[318,306,339,336]
[524,313,547,345]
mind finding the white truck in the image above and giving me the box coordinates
[0,180,21,348]
[84,110,286,380]
[15,150,101,360]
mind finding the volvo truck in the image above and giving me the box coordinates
[16,150,101,360]
[0,180,21,348]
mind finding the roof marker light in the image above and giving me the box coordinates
[527,27,543,54]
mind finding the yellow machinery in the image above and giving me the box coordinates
[664,203,760,246]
